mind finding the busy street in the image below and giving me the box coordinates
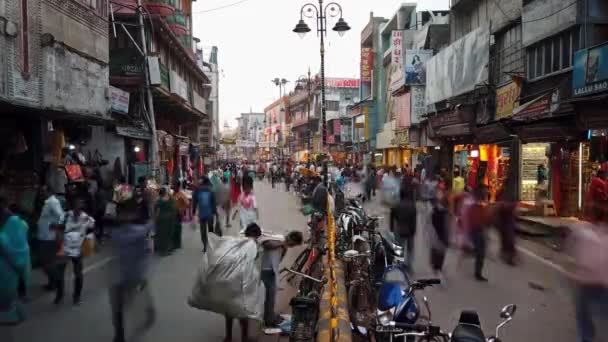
[4,178,603,342]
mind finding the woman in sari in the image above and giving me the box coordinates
[0,196,31,331]
[154,188,177,256]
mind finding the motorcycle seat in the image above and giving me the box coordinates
[451,323,486,342]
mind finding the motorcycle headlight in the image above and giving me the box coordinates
[377,308,395,326]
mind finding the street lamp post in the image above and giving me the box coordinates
[293,0,350,186]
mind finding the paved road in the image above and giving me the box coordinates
[4,181,603,342]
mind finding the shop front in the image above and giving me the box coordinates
[510,91,584,216]
[453,144,512,202]
[427,106,475,178]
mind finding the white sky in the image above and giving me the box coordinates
[191,0,449,130]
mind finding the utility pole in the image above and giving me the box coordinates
[136,0,159,177]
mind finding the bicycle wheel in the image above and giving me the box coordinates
[348,281,375,330]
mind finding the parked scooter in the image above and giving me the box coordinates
[375,301,517,342]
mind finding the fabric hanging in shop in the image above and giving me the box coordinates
[51,130,66,166]
[12,131,28,154]
[113,157,124,181]
[589,136,608,163]
[198,156,203,176]
[189,144,200,161]
[167,158,174,177]
[551,156,561,215]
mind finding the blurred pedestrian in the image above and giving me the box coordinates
[0,195,31,326]
[153,187,177,256]
[390,188,417,271]
[567,202,608,342]
[429,192,450,277]
[494,193,518,266]
[217,176,232,228]
[109,194,156,342]
[234,176,258,231]
[462,188,489,281]
[172,183,190,251]
[192,177,217,253]
[54,199,95,305]
[36,185,64,291]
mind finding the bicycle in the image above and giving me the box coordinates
[343,250,376,337]
[281,268,327,342]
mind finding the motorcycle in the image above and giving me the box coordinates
[451,304,517,342]
[375,273,439,342]
[381,304,517,342]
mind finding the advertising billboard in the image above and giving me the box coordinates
[573,42,608,97]
[405,50,433,85]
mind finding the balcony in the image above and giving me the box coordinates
[166,9,188,36]
[110,49,144,77]
[144,0,175,18]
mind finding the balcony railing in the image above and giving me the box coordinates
[166,9,188,36]
[144,0,175,18]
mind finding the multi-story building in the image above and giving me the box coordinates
[0,0,116,208]
[285,76,359,164]
[422,0,608,216]
[109,0,210,184]
[263,97,288,162]
[351,13,388,164]
[196,45,219,166]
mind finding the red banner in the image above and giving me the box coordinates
[361,48,373,83]
[325,78,360,88]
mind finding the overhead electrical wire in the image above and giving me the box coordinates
[193,0,253,14]
[522,0,579,24]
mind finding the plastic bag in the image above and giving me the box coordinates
[188,234,264,320]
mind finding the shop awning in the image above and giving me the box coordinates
[511,118,580,143]
[473,122,513,144]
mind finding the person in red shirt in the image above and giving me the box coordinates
[462,187,490,281]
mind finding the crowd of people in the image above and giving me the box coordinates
[1,158,607,342]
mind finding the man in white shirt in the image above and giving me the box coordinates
[54,200,95,305]
[37,185,64,290]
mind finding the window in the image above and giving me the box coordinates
[552,37,560,72]
[326,101,339,111]
[526,26,580,80]
[20,0,29,74]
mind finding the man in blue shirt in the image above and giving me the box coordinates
[192,177,218,252]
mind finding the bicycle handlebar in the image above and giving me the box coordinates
[280,268,327,284]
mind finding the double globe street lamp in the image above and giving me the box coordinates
[293,0,350,185]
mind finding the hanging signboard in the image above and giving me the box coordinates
[573,42,608,97]
[410,86,426,125]
[110,86,130,115]
[236,140,256,148]
[495,81,522,120]
[391,31,404,66]
[361,48,374,83]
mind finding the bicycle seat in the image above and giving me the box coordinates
[451,324,486,342]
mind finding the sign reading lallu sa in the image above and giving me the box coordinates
[573,42,608,97]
